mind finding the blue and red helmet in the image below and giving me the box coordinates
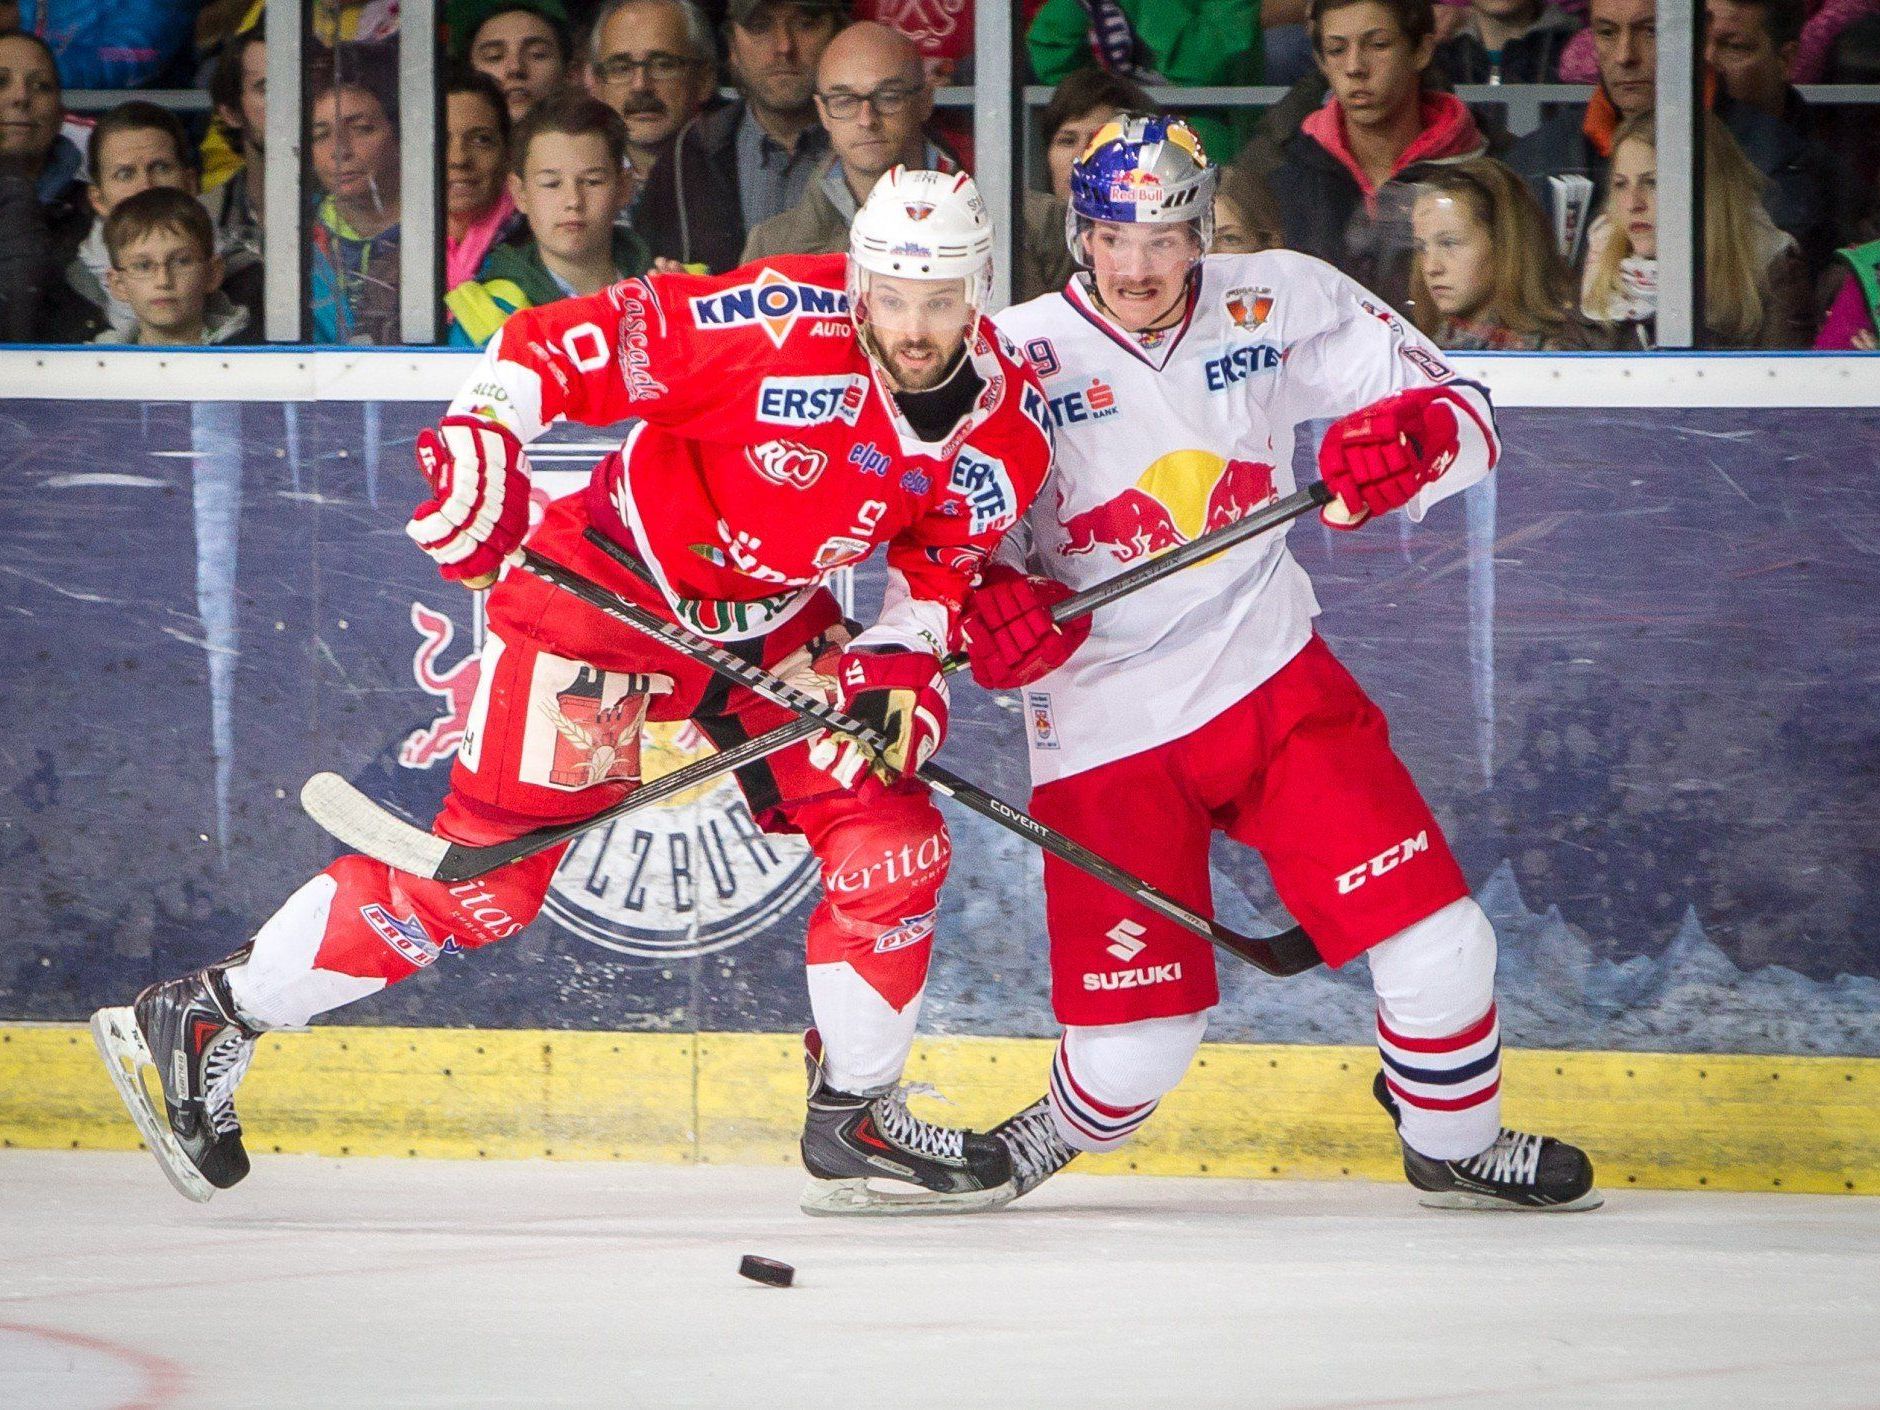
[1065,114,1218,264]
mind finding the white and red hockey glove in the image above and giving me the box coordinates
[961,565,1091,689]
[810,647,949,794]
[405,416,532,584]
[1316,386,1461,530]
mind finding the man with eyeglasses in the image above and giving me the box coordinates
[637,0,845,272]
[743,21,945,261]
[587,0,718,204]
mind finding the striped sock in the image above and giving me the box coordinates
[1047,1038,1160,1153]
[1376,1002,1502,1160]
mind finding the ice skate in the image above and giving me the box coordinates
[91,952,262,1203]
[798,1030,1015,1216]
[990,1096,1079,1201]
[1374,1072,1602,1211]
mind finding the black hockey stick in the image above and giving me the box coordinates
[302,484,1332,900]
[547,536,1324,978]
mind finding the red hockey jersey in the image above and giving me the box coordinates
[446,254,1055,653]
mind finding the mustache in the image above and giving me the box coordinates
[619,94,668,116]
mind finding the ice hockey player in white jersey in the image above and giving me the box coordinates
[964,115,1599,1211]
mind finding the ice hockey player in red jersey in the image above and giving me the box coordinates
[92,167,1054,1215]
[965,117,1600,1211]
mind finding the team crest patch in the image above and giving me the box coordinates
[1026,691,1060,749]
[689,266,849,348]
[1225,286,1274,330]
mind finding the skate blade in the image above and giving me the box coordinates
[89,1007,216,1205]
[1417,1186,1605,1213]
[799,1176,1018,1218]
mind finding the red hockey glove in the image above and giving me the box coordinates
[810,648,949,793]
[1316,386,1460,530]
[962,565,1091,689]
[405,416,532,584]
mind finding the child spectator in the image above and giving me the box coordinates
[100,186,251,344]
[456,0,575,121]
[445,67,519,296]
[444,92,651,346]
[1261,0,1493,311]
[62,100,200,343]
[1580,112,1811,347]
[0,30,88,341]
[1408,158,1596,347]
[1435,0,1580,81]
[203,27,267,331]
[308,43,403,344]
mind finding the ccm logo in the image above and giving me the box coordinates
[1336,831,1430,895]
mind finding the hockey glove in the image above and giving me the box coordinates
[1317,386,1460,530]
[406,416,533,584]
[962,565,1091,689]
[810,648,949,793]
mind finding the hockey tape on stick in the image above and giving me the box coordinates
[563,536,1322,978]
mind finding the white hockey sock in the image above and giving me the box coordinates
[224,873,388,1030]
[804,961,924,1095]
[1047,1013,1207,1153]
[1368,898,1502,1161]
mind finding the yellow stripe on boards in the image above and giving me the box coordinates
[2,1025,1871,1194]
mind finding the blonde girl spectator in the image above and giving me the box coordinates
[1408,157,1596,349]
[1581,112,1812,348]
[1212,161,1285,254]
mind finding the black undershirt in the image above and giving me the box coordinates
[890,350,985,445]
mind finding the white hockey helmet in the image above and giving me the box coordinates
[847,166,995,334]
[1065,114,1217,265]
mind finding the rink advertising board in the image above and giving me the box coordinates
[0,353,1875,1190]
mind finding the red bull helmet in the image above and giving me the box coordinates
[848,166,995,333]
[1065,114,1217,266]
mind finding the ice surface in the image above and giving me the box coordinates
[2,1152,1876,1409]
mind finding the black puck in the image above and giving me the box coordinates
[739,1254,795,1287]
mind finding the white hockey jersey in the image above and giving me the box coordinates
[989,251,1499,785]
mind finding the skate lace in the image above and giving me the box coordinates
[1001,1105,1075,1188]
[1461,1128,1543,1187]
[872,1085,965,1163]
[201,1029,256,1137]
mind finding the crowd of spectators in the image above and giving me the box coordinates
[0,0,1875,349]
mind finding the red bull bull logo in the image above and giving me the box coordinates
[1057,451,1278,564]
[399,603,480,769]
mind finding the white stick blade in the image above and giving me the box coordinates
[299,772,451,878]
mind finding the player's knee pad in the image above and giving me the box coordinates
[1049,1012,1209,1153]
[1368,897,1501,1160]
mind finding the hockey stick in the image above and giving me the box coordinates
[302,484,1331,895]
[545,536,1324,978]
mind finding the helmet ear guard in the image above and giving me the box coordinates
[1064,114,1219,267]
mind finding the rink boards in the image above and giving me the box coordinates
[1,350,1876,1196]
[3,1023,1875,1195]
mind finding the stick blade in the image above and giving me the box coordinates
[299,772,450,878]
[1210,923,1323,977]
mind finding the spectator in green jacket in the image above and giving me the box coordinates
[1025,0,1261,162]
[446,91,652,346]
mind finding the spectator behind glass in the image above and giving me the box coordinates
[1259,0,1492,311]
[586,0,717,199]
[1212,159,1285,252]
[1507,0,1832,275]
[100,186,251,345]
[1434,0,1580,82]
[204,26,267,332]
[634,0,843,272]
[1025,0,1260,164]
[1816,170,1880,350]
[1408,158,1595,347]
[308,44,403,344]
[742,20,939,261]
[444,92,651,346]
[0,30,88,341]
[1017,71,1153,302]
[58,101,200,344]
[444,66,518,298]
[458,0,574,121]
[1580,112,1811,347]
